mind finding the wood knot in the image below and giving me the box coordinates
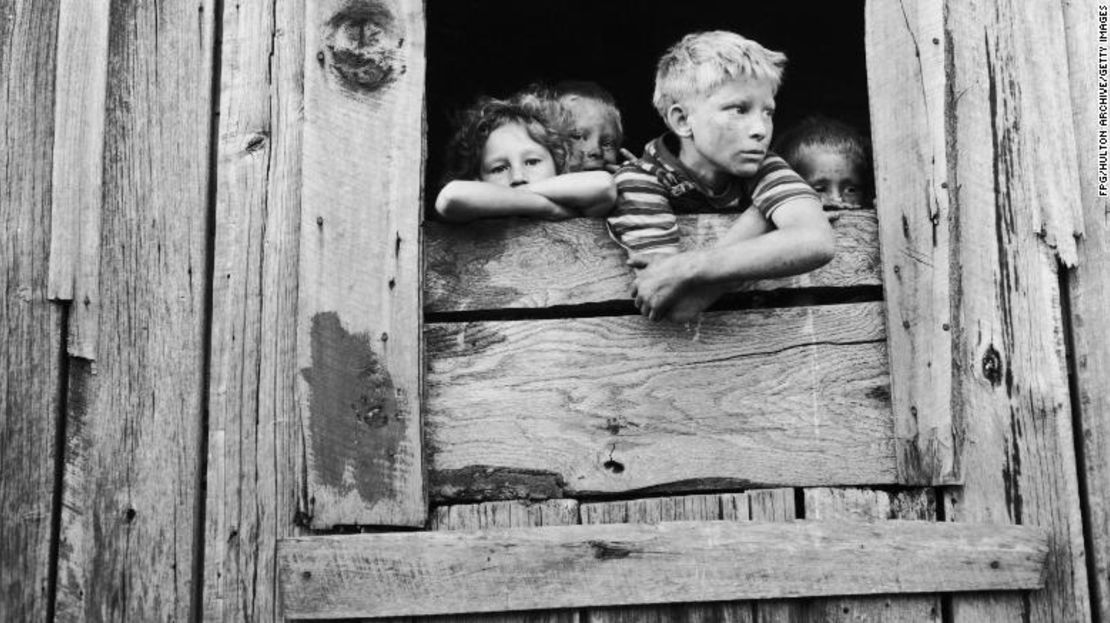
[320,1,401,96]
[588,540,633,560]
[982,345,1003,387]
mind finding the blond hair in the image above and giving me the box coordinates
[652,31,787,119]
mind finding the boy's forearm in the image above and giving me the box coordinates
[681,226,835,286]
[434,181,563,222]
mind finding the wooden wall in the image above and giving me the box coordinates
[1,0,1107,621]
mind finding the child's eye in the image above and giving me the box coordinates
[488,164,508,174]
[525,158,543,166]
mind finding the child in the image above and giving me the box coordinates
[774,115,873,209]
[607,31,835,321]
[554,81,626,173]
[434,97,615,222]
[513,81,630,173]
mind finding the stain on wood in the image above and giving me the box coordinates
[430,466,567,503]
[298,0,425,527]
[425,211,882,313]
[427,304,897,501]
[300,311,407,512]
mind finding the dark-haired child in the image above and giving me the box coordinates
[773,116,873,209]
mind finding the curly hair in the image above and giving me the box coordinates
[441,96,570,186]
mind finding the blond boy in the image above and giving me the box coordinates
[608,31,834,321]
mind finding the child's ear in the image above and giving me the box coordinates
[666,104,693,138]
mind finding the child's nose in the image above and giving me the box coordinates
[509,166,527,187]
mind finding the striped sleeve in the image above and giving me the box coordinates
[750,154,821,220]
[606,164,680,258]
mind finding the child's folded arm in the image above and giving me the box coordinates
[685,196,834,284]
[629,196,833,320]
[526,171,617,217]
[434,180,575,222]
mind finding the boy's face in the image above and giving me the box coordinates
[562,96,620,171]
[797,146,866,207]
[675,77,775,181]
[479,122,557,187]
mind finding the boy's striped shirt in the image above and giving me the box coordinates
[607,134,818,257]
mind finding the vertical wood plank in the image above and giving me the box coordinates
[204,0,305,620]
[0,0,63,619]
[297,0,426,528]
[797,488,941,623]
[1062,0,1110,619]
[865,0,959,485]
[48,0,109,359]
[944,0,1091,621]
[581,494,754,623]
[54,0,217,619]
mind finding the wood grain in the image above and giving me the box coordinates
[203,0,305,620]
[296,0,426,528]
[1062,0,1110,619]
[866,0,958,486]
[581,494,754,623]
[749,489,797,623]
[797,488,941,622]
[54,1,216,620]
[47,0,109,359]
[0,0,63,619]
[425,210,880,313]
[426,303,897,501]
[278,520,1048,619]
[944,1,1091,621]
[415,500,581,623]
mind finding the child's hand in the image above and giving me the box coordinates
[604,148,640,174]
[628,254,699,321]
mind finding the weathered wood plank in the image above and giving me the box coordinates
[204,0,305,620]
[944,1,1091,621]
[427,303,896,501]
[1062,0,1110,620]
[865,0,958,486]
[425,210,880,313]
[0,0,63,619]
[54,1,216,620]
[749,489,797,623]
[797,488,941,622]
[47,0,110,359]
[411,500,581,623]
[580,491,754,623]
[296,0,426,528]
[278,520,1048,619]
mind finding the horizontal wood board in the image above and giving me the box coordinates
[426,302,897,501]
[278,519,1048,619]
[425,210,880,313]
